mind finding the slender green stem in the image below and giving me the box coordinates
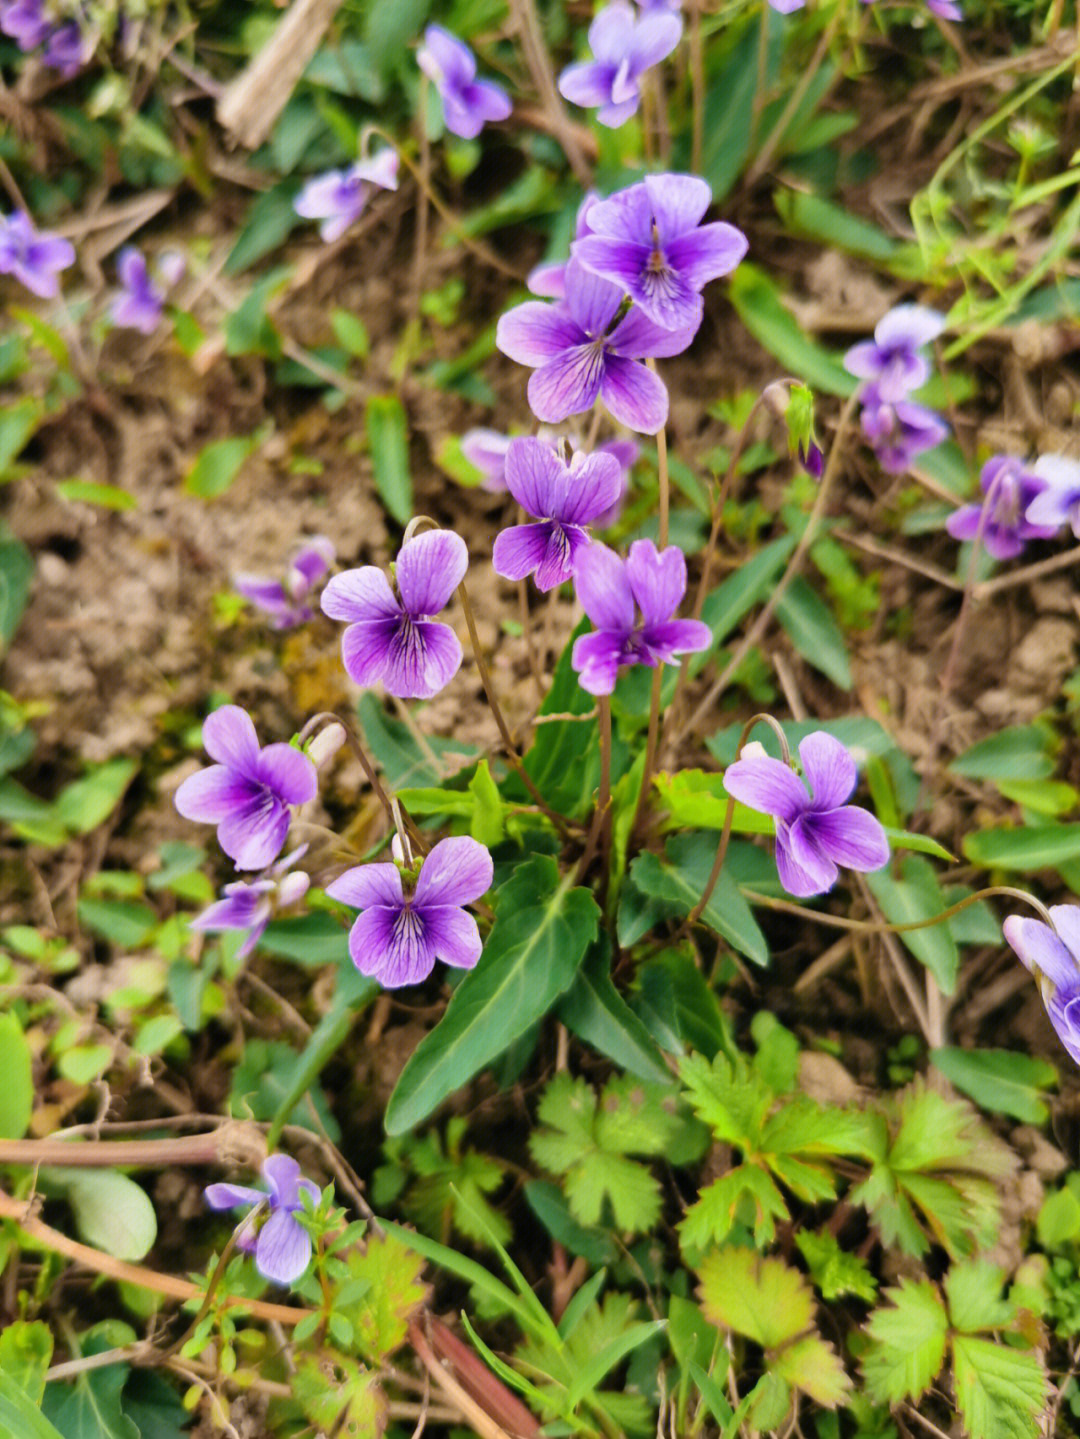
[457,579,577,837]
[159,1209,258,1359]
[298,711,422,851]
[746,4,845,186]
[738,884,1056,933]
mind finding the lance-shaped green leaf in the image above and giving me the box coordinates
[385,858,598,1135]
[558,935,671,1083]
[628,835,768,966]
[930,1047,1057,1126]
[366,393,412,525]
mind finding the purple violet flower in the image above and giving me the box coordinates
[944,454,1057,560]
[0,211,75,299]
[723,731,890,898]
[327,836,494,988]
[321,529,468,700]
[293,148,399,243]
[496,260,696,434]
[0,0,50,49]
[234,536,336,629]
[109,247,166,334]
[205,1155,321,1285]
[1023,454,1080,539]
[461,428,513,491]
[558,2,682,128]
[42,17,84,74]
[571,539,710,695]
[844,304,945,403]
[416,25,512,140]
[572,173,747,332]
[190,849,310,960]
[493,438,624,591]
[768,0,806,11]
[858,382,948,475]
[1003,905,1080,1066]
[174,706,318,872]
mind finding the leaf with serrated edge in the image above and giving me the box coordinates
[698,1247,813,1349]
[292,1351,386,1438]
[337,1233,428,1363]
[862,1278,948,1404]
[775,1335,851,1407]
[952,1335,1046,1439]
[944,1259,1014,1335]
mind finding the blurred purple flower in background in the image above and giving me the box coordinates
[190,849,310,960]
[321,529,468,700]
[572,173,747,331]
[844,304,945,403]
[496,260,696,433]
[767,0,806,12]
[206,1155,320,1285]
[461,428,513,490]
[42,16,83,73]
[174,706,318,871]
[0,0,50,49]
[723,731,890,898]
[1024,454,1080,539]
[571,539,710,695]
[417,25,512,139]
[234,536,336,628]
[493,438,623,591]
[945,455,1056,560]
[328,836,493,988]
[293,148,399,242]
[0,211,75,298]
[1004,905,1080,1066]
[558,2,682,128]
[110,248,164,333]
[858,382,948,474]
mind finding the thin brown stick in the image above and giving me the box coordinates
[508,0,591,184]
[0,1126,265,1170]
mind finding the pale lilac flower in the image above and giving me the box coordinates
[571,539,710,695]
[0,0,49,49]
[926,0,963,16]
[293,148,399,243]
[190,849,310,960]
[573,173,747,331]
[234,536,336,629]
[1024,454,1080,539]
[110,247,165,334]
[327,836,493,989]
[416,25,512,140]
[768,0,806,11]
[1003,905,1080,1066]
[496,260,696,434]
[493,438,623,591]
[844,304,945,403]
[174,706,318,872]
[635,0,682,10]
[0,211,75,299]
[945,455,1056,560]
[723,731,890,898]
[461,428,512,491]
[205,1155,320,1285]
[321,529,468,700]
[41,17,84,74]
[859,382,948,474]
[558,2,682,128]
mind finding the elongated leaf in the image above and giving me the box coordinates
[0,534,33,648]
[695,534,797,669]
[0,1012,32,1138]
[558,937,671,1082]
[865,857,958,995]
[963,824,1080,872]
[184,434,259,498]
[0,1372,66,1439]
[54,759,137,834]
[366,394,412,525]
[56,481,137,510]
[0,397,45,479]
[356,692,476,787]
[950,726,1055,781]
[775,575,851,690]
[385,858,599,1135]
[516,620,598,818]
[728,265,856,397]
[630,833,768,966]
[930,1048,1057,1125]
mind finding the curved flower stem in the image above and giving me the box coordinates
[158,1208,259,1360]
[682,714,792,932]
[576,696,612,884]
[684,389,859,737]
[738,883,1057,933]
[298,711,424,852]
[457,579,578,838]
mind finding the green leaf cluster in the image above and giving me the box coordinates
[381,1115,510,1249]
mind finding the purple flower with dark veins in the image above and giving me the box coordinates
[1003,904,1080,1066]
[1023,454,1080,539]
[0,0,50,50]
[416,25,512,140]
[174,706,318,871]
[321,529,468,700]
[945,454,1057,560]
[558,2,682,128]
[205,1155,321,1285]
[573,173,747,331]
[0,211,75,299]
[293,148,399,242]
[859,382,948,475]
[571,539,710,695]
[234,536,336,628]
[844,304,945,403]
[493,438,623,591]
[723,731,890,898]
[327,836,494,988]
[496,260,697,434]
[190,849,310,960]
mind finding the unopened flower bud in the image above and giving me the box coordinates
[306,722,346,770]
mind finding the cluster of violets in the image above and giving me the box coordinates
[0,0,87,74]
[844,304,950,475]
[946,453,1080,560]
